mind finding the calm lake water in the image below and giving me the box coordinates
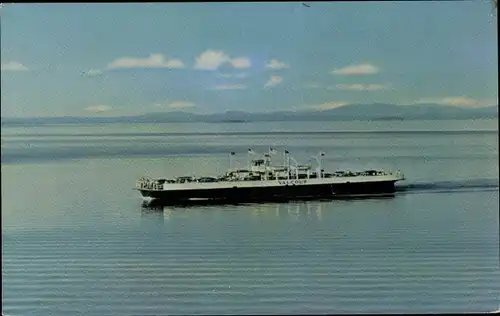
[2,119,499,315]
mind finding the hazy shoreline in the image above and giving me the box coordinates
[2,103,497,127]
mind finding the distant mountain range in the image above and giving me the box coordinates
[1,103,497,126]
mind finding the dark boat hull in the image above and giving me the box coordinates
[140,180,397,203]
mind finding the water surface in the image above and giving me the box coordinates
[2,119,499,315]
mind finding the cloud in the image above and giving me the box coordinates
[265,76,282,88]
[331,63,379,75]
[194,50,251,70]
[312,101,349,110]
[194,50,230,70]
[83,69,103,76]
[212,84,246,90]
[107,53,184,69]
[1,61,29,72]
[167,100,196,109]
[229,57,251,69]
[265,59,289,70]
[217,72,248,78]
[332,83,392,91]
[84,105,112,113]
[414,96,493,108]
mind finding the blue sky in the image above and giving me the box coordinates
[1,2,497,117]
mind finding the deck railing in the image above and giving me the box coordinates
[136,179,163,191]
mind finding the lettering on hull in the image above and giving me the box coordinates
[278,179,307,185]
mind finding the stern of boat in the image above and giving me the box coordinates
[394,170,405,181]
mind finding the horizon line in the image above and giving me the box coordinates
[1,103,498,120]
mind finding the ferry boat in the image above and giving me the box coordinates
[135,148,405,203]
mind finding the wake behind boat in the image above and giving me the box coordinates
[135,148,405,203]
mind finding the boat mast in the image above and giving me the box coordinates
[268,147,277,166]
[319,151,325,178]
[286,150,291,179]
[288,155,299,179]
[247,148,252,170]
[311,152,325,179]
[263,153,270,180]
[229,151,235,171]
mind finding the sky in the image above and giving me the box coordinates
[0,2,498,117]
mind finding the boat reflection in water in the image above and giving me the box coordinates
[140,193,396,220]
